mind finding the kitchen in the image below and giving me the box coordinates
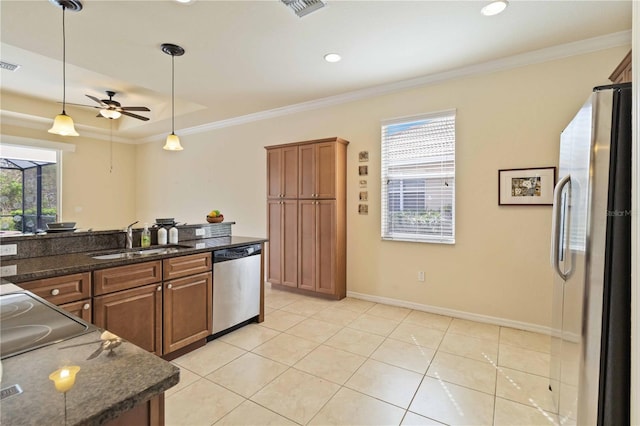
[0,1,638,425]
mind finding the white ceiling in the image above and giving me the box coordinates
[0,0,632,142]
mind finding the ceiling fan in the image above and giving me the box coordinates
[68,90,151,121]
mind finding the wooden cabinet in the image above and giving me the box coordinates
[93,254,212,356]
[20,272,93,322]
[298,142,336,199]
[609,50,631,83]
[267,145,299,199]
[59,299,92,322]
[106,394,163,426]
[163,272,212,353]
[267,199,298,288]
[265,137,348,299]
[94,282,163,355]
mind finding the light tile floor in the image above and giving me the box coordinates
[166,286,559,426]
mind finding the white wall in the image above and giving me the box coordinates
[135,47,627,329]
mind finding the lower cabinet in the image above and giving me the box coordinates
[163,272,212,354]
[105,394,164,426]
[92,253,212,356]
[93,283,163,355]
[59,298,92,322]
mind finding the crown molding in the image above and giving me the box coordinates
[142,29,631,142]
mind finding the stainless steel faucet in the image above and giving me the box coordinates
[125,221,139,249]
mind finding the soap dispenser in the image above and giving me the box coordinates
[169,226,178,244]
[141,223,151,247]
[157,227,168,245]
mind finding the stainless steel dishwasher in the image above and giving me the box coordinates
[211,243,262,336]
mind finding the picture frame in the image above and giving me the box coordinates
[358,204,368,214]
[359,180,367,188]
[359,165,368,176]
[359,151,369,162]
[498,167,556,205]
[359,191,368,201]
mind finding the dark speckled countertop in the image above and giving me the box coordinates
[1,236,267,283]
[0,328,179,426]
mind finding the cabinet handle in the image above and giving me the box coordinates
[157,286,162,292]
[167,284,173,289]
[83,303,90,310]
[51,288,60,296]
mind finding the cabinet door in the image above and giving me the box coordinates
[164,272,212,354]
[267,199,298,287]
[20,272,91,305]
[267,146,298,199]
[298,144,316,199]
[298,200,316,291]
[59,298,92,323]
[315,142,336,199]
[315,200,337,295]
[94,283,163,355]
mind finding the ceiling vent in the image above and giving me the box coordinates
[0,61,21,72]
[281,0,326,17]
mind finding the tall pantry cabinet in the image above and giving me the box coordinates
[266,137,348,299]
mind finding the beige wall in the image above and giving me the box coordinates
[135,47,628,328]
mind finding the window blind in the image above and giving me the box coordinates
[381,110,456,243]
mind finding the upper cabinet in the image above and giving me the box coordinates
[299,142,337,199]
[267,146,299,199]
[609,50,631,84]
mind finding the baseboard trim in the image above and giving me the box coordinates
[346,290,554,336]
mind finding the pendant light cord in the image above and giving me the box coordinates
[61,6,67,114]
[171,53,175,135]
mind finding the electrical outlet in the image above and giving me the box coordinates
[418,271,425,282]
[195,228,205,237]
[0,265,17,276]
[0,244,17,256]
[195,243,205,249]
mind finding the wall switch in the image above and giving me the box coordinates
[195,228,205,237]
[418,271,425,282]
[0,265,17,276]
[0,244,17,256]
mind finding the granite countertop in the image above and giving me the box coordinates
[1,235,267,283]
[0,326,179,426]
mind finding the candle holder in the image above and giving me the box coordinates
[49,366,80,425]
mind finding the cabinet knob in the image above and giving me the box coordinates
[157,286,162,292]
[51,288,60,296]
[167,284,173,289]
[83,303,90,310]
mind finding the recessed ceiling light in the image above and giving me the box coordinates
[175,0,195,4]
[481,0,508,16]
[324,53,341,63]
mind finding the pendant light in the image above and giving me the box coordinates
[48,0,83,137]
[161,43,185,151]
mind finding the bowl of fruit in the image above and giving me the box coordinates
[206,210,224,223]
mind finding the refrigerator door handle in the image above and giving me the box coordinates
[551,174,571,280]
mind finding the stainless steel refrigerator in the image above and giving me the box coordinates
[549,83,631,425]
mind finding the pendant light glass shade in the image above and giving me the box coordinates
[49,0,82,137]
[49,113,79,136]
[163,133,184,151]
[161,43,185,151]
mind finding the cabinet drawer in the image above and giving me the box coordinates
[94,261,162,296]
[20,272,91,305]
[163,253,212,281]
[59,298,92,323]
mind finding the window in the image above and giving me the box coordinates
[381,110,455,243]
[0,145,60,234]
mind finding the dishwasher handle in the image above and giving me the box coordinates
[213,244,262,263]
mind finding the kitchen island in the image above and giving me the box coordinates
[0,286,179,426]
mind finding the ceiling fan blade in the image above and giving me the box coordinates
[120,106,151,112]
[86,94,106,106]
[121,111,150,121]
[63,101,100,109]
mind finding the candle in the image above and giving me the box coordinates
[49,366,80,393]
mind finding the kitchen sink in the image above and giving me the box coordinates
[89,245,191,260]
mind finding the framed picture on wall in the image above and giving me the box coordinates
[359,180,367,188]
[359,165,368,176]
[358,204,368,214]
[359,191,368,201]
[498,167,556,205]
[359,151,369,162]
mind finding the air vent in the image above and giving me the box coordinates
[0,61,21,72]
[281,0,326,17]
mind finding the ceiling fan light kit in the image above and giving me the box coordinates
[162,43,185,151]
[48,0,82,137]
[100,108,122,120]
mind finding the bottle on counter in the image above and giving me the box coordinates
[157,227,167,245]
[141,223,151,247]
[169,226,178,244]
